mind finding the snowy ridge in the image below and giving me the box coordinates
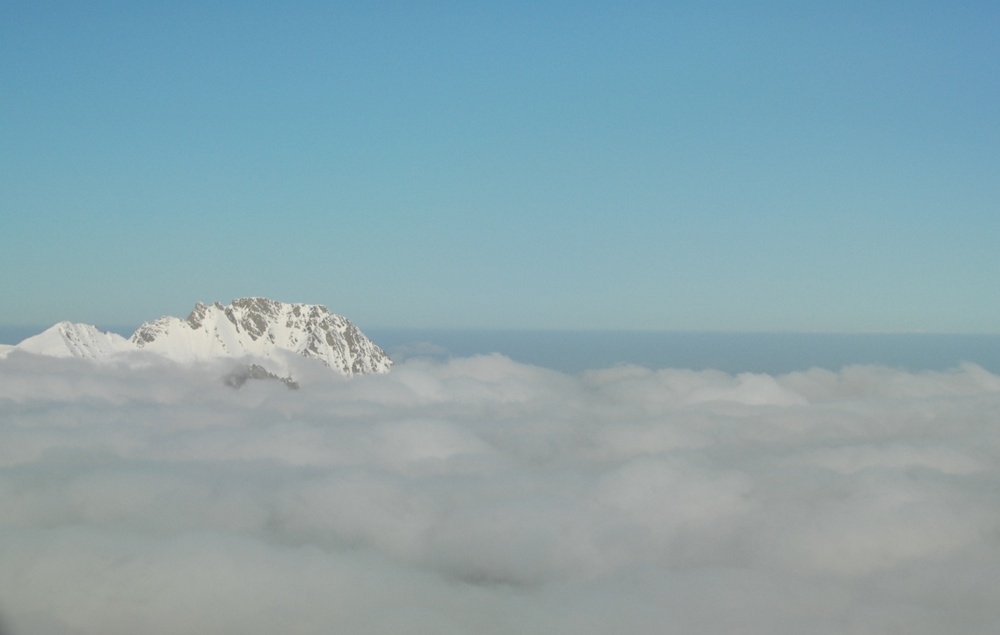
[3,299,392,376]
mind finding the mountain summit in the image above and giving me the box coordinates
[132,298,391,375]
[4,298,392,376]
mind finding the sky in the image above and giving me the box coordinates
[2,1,999,332]
[3,351,1000,634]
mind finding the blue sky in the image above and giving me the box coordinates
[2,1,998,332]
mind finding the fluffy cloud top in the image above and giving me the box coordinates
[2,352,999,634]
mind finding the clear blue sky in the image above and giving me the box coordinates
[2,1,998,332]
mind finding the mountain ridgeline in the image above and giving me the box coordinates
[4,298,392,377]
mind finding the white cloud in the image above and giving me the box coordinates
[2,354,1000,633]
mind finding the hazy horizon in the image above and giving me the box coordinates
[6,325,1000,375]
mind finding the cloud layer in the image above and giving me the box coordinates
[2,352,1000,634]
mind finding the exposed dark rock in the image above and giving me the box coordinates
[223,364,299,390]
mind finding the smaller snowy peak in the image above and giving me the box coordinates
[14,322,131,359]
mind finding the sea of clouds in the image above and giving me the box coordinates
[2,350,1000,634]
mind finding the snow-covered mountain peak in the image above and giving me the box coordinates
[7,298,392,377]
[130,298,392,375]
